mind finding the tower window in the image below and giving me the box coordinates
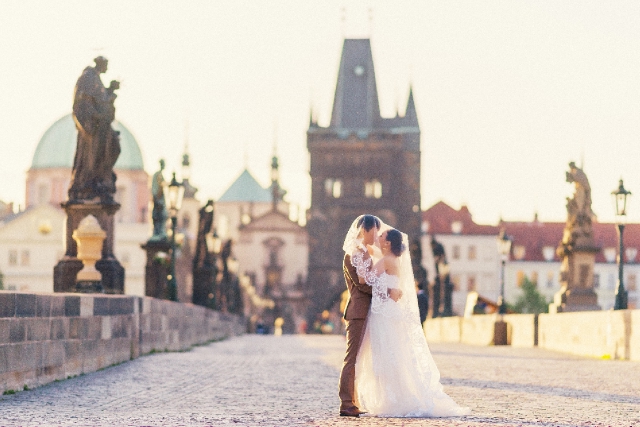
[364,180,382,199]
[324,179,342,198]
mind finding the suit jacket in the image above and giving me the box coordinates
[343,252,372,320]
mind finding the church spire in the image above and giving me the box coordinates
[270,124,286,211]
[181,120,198,199]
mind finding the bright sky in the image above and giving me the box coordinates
[1,1,639,225]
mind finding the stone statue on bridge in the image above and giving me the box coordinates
[559,161,595,254]
[552,161,600,313]
[150,159,168,240]
[68,56,121,203]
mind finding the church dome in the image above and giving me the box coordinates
[31,114,144,170]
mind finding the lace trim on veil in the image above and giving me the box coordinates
[350,250,388,313]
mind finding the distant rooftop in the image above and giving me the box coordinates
[218,169,272,203]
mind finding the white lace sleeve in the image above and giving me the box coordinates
[351,250,388,313]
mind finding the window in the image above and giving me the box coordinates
[324,179,342,198]
[450,274,460,291]
[37,184,48,205]
[364,180,382,199]
[516,271,525,287]
[628,274,637,291]
[452,245,460,260]
[547,271,555,288]
[468,245,477,260]
[467,275,476,292]
[513,245,526,260]
[530,271,539,286]
[21,250,30,266]
[604,248,616,263]
[8,250,17,266]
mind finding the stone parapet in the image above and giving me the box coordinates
[538,309,639,360]
[424,310,640,361]
[0,291,244,394]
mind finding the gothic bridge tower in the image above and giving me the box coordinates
[306,38,421,322]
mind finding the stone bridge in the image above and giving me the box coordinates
[1,333,638,426]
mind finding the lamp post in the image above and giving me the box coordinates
[165,172,185,302]
[612,179,631,310]
[496,228,512,315]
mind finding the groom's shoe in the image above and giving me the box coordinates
[339,408,365,417]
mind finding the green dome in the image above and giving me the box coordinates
[31,114,144,170]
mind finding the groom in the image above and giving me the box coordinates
[338,215,401,417]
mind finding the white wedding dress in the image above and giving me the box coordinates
[351,242,470,418]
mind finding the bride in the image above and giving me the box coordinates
[344,218,470,418]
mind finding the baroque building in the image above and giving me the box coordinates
[306,38,421,320]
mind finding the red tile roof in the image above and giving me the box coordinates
[422,201,499,236]
[422,201,640,264]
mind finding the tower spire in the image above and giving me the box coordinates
[181,119,197,198]
[403,85,419,128]
[270,122,285,211]
[330,39,381,129]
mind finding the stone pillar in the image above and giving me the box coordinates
[140,239,172,299]
[551,246,601,313]
[54,201,124,294]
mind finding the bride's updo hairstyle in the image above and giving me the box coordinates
[357,214,381,232]
[386,229,406,257]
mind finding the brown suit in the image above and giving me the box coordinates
[338,252,372,412]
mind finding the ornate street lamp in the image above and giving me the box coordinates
[165,172,185,302]
[612,179,631,310]
[496,228,512,315]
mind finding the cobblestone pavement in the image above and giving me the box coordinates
[0,335,639,427]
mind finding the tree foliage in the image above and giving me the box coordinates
[513,276,549,314]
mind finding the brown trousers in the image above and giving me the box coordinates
[338,318,366,411]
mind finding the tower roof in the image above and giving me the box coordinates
[31,114,144,170]
[330,39,381,130]
[218,169,272,203]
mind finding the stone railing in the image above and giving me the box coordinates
[0,291,245,394]
[424,309,640,361]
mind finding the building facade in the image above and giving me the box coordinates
[421,202,640,314]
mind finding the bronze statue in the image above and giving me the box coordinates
[151,159,168,239]
[194,200,214,269]
[68,56,121,203]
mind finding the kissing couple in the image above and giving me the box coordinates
[338,214,471,418]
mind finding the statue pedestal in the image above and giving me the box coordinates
[141,238,171,299]
[550,247,601,313]
[54,201,124,294]
[193,265,216,307]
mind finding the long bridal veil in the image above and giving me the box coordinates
[344,215,470,418]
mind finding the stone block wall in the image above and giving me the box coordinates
[424,310,640,361]
[0,292,244,394]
